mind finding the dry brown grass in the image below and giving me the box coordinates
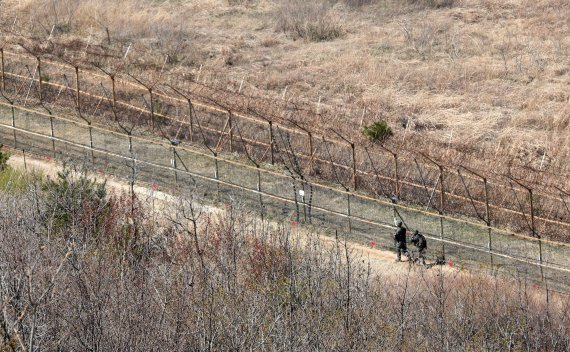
[1,0,569,172]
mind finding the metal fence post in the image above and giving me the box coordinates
[172,146,178,186]
[308,131,314,174]
[187,99,194,143]
[88,122,94,164]
[351,143,357,191]
[529,188,550,304]
[111,75,118,121]
[50,115,56,159]
[257,168,264,221]
[439,165,446,260]
[75,67,94,164]
[483,177,494,274]
[228,111,233,153]
[214,153,220,201]
[391,150,399,197]
[36,57,43,102]
[11,104,17,148]
[347,192,352,234]
[75,66,81,115]
[149,87,155,129]
[22,149,27,170]
[1,48,5,93]
[268,120,274,165]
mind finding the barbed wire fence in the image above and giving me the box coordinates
[1,47,570,295]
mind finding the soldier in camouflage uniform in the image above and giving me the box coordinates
[410,230,427,265]
[393,220,409,262]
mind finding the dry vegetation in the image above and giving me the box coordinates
[1,0,569,173]
[1,3,570,349]
[0,163,569,350]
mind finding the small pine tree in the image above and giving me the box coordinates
[42,164,109,236]
[362,121,393,143]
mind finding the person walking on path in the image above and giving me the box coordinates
[393,220,409,262]
[410,230,427,265]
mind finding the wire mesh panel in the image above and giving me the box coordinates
[52,116,91,147]
[217,159,258,192]
[350,194,394,227]
[10,109,52,155]
[443,217,489,248]
[541,241,570,269]
[174,147,215,178]
[0,103,14,126]
[262,193,297,225]
[543,266,570,294]
[260,171,296,202]
[14,108,52,136]
[90,128,128,157]
[132,138,171,168]
[491,230,541,264]
[309,183,348,217]
[396,206,441,238]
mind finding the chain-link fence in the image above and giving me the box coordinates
[2,101,570,293]
[2,49,570,244]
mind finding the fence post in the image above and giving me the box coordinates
[22,149,27,170]
[36,57,43,102]
[268,121,274,165]
[111,75,118,121]
[49,115,56,159]
[379,145,399,197]
[75,66,81,115]
[228,111,233,152]
[187,99,194,142]
[438,165,446,260]
[257,168,264,221]
[530,188,550,304]
[483,177,494,274]
[172,146,178,186]
[347,192,352,234]
[87,122,95,164]
[509,176,549,302]
[351,143,357,191]
[330,129,357,190]
[75,66,94,164]
[214,152,220,201]
[149,87,155,129]
[308,131,314,174]
[421,152,445,260]
[394,154,400,197]
[1,48,5,93]
[11,104,17,148]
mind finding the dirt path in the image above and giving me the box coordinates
[6,152,454,277]
[9,151,570,304]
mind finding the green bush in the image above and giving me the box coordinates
[0,145,9,172]
[362,121,393,143]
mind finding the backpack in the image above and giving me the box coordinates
[416,234,427,249]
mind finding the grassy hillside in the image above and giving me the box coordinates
[1,0,569,173]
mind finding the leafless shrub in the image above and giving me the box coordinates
[274,0,344,42]
[0,166,568,350]
[408,0,455,9]
[343,0,374,7]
